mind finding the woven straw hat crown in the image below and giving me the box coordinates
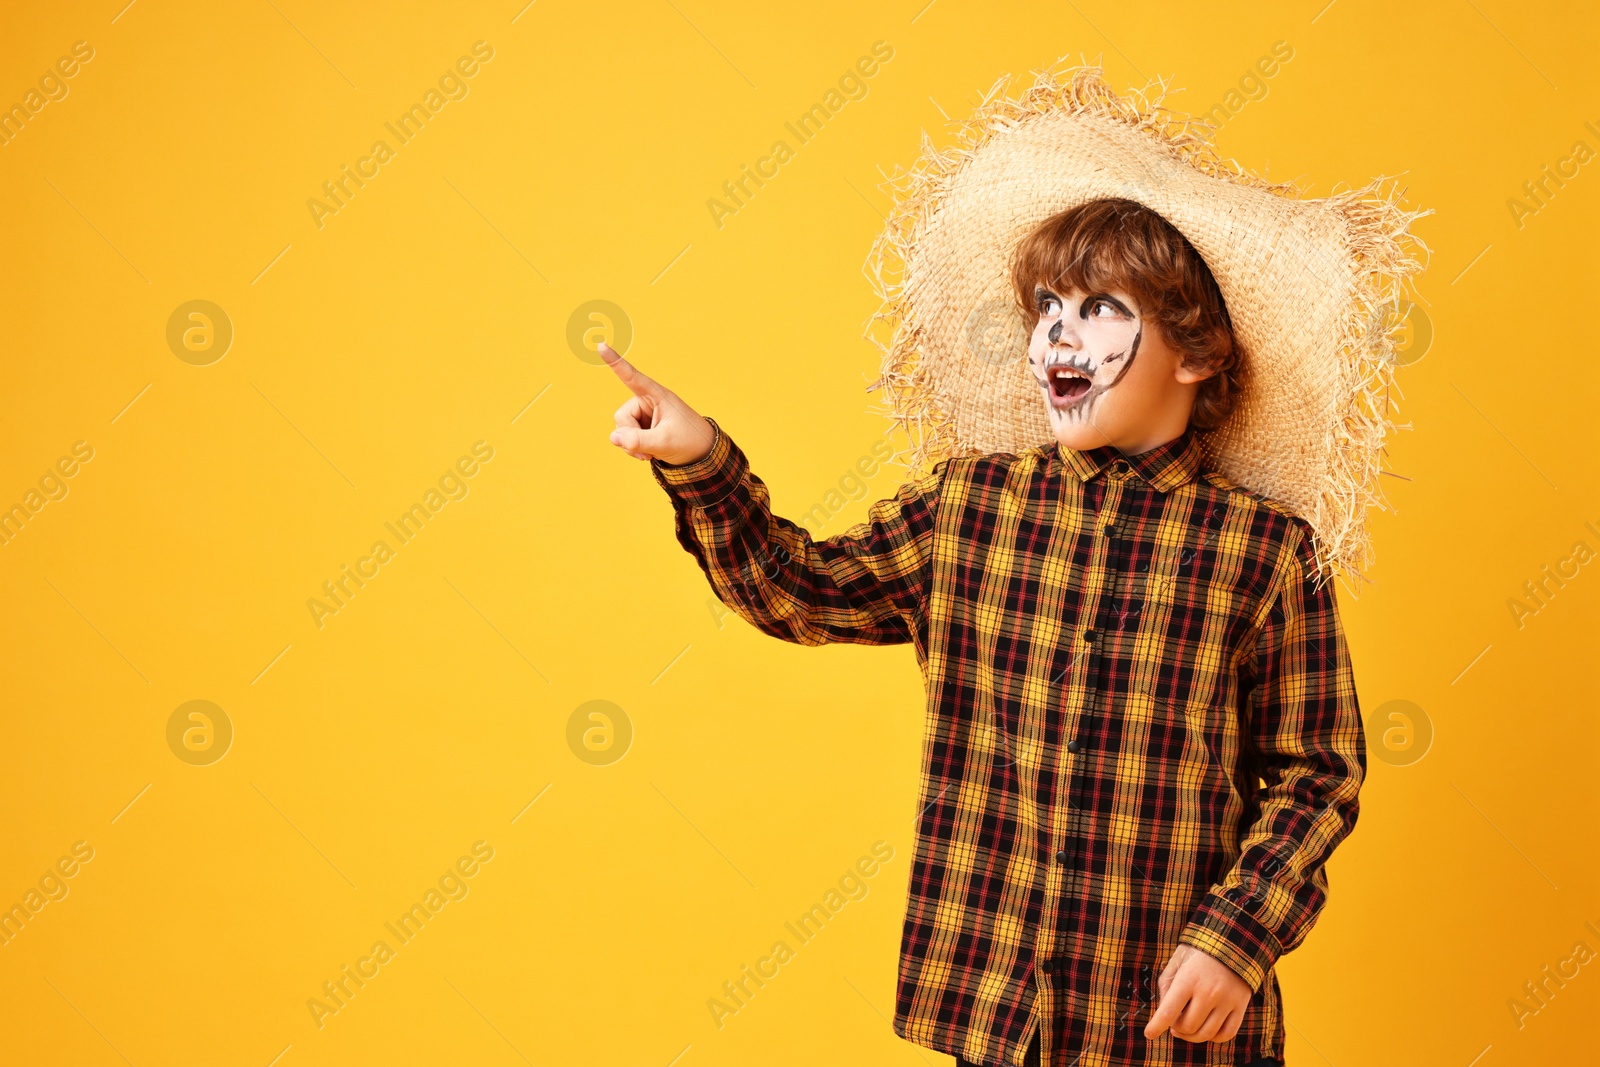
[864,60,1430,590]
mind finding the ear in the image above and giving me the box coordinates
[1174,358,1217,386]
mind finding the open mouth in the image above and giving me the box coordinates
[1046,364,1092,402]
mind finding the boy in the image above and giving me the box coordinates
[603,62,1404,1067]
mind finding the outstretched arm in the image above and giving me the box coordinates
[603,343,942,647]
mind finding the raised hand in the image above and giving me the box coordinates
[601,341,717,466]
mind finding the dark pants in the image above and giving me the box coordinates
[955,1035,1282,1066]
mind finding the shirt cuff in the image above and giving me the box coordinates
[1177,892,1284,994]
[648,416,745,509]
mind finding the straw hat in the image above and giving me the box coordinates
[863,59,1430,590]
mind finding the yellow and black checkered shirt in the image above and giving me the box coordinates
[650,416,1366,1067]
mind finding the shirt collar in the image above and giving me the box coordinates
[1054,426,1204,493]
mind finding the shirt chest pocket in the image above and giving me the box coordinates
[1134,540,1203,607]
[1136,505,1227,600]
[1141,542,1189,595]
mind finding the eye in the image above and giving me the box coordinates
[1084,295,1129,320]
[1035,290,1063,318]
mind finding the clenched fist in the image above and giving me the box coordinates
[601,341,717,466]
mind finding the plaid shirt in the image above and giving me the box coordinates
[650,417,1366,1067]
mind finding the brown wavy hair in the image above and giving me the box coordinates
[1009,198,1241,432]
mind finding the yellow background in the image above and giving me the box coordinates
[1,1,1595,1064]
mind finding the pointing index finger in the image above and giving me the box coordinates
[599,341,655,397]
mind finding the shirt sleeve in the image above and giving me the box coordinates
[649,416,943,648]
[1176,519,1367,992]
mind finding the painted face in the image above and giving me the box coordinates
[1027,284,1145,436]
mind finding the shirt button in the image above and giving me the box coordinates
[1055,849,1068,865]
[1082,629,1097,645]
[1067,739,1083,754]
[1111,459,1129,475]
[1101,522,1117,538]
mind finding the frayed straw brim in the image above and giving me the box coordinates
[862,59,1431,591]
